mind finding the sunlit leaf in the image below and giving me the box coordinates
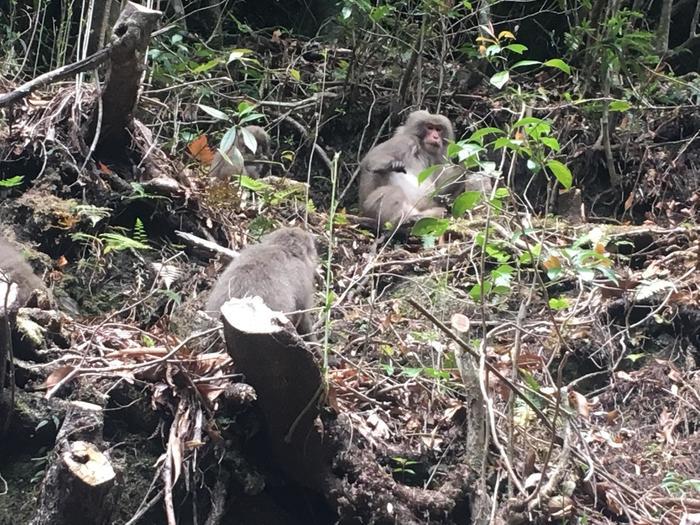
[0,175,23,187]
[542,58,571,74]
[504,43,528,54]
[198,104,228,121]
[490,70,509,89]
[549,297,569,310]
[290,68,301,81]
[609,100,632,112]
[239,126,258,153]
[498,30,516,40]
[511,60,541,69]
[468,127,505,143]
[228,48,253,62]
[546,160,573,189]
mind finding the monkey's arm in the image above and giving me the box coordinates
[361,136,418,175]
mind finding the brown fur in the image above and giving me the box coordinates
[205,227,318,336]
[209,125,271,180]
[358,110,458,228]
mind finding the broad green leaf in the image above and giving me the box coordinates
[469,279,492,301]
[401,367,422,378]
[513,116,547,128]
[239,126,258,153]
[490,70,509,89]
[220,126,238,153]
[411,217,450,237]
[609,100,632,112]
[198,104,229,121]
[485,44,502,57]
[417,165,439,184]
[504,44,528,54]
[462,1,473,9]
[239,112,265,125]
[542,58,571,74]
[455,142,483,162]
[290,68,301,81]
[511,60,541,69]
[228,48,253,62]
[541,137,560,152]
[546,160,573,189]
[452,191,482,216]
[468,127,505,143]
[192,58,221,74]
[341,6,352,19]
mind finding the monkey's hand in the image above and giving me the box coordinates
[387,160,406,173]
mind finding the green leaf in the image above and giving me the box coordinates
[192,58,221,74]
[411,217,450,237]
[370,5,391,22]
[504,43,528,54]
[401,367,422,378]
[511,59,541,69]
[469,279,492,301]
[239,126,258,153]
[238,175,270,191]
[290,68,301,81]
[541,137,560,152]
[513,116,547,128]
[0,175,23,187]
[220,126,238,152]
[198,104,229,121]
[542,58,571,74]
[548,297,569,310]
[455,143,483,162]
[228,48,253,62]
[609,100,632,112]
[468,127,505,143]
[490,70,509,89]
[341,6,352,19]
[417,165,439,184]
[494,187,510,199]
[546,160,573,189]
[452,191,482,216]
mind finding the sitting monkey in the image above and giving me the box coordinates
[205,227,318,337]
[359,110,486,228]
[209,125,271,180]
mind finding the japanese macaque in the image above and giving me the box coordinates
[0,236,47,309]
[209,125,272,180]
[359,110,488,228]
[205,227,318,337]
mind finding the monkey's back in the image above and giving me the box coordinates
[0,237,47,305]
[205,244,315,326]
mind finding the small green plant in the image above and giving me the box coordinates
[661,472,700,497]
[391,457,419,477]
[198,101,266,171]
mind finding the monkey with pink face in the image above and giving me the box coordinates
[359,110,489,228]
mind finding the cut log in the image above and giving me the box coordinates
[30,402,121,525]
[220,297,327,490]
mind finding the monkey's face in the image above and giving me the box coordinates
[421,123,446,154]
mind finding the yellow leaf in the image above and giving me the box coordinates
[498,30,516,41]
[290,68,301,81]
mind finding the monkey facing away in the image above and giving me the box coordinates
[359,110,488,228]
[205,227,318,337]
[209,125,271,180]
[0,236,47,308]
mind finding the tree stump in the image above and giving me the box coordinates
[220,297,327,490]
[86,1,162,150]
[30,402,121,525]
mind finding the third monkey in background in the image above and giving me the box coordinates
[209,125,271,180]
[359,110,486,228]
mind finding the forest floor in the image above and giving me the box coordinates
[1,32,700,525]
